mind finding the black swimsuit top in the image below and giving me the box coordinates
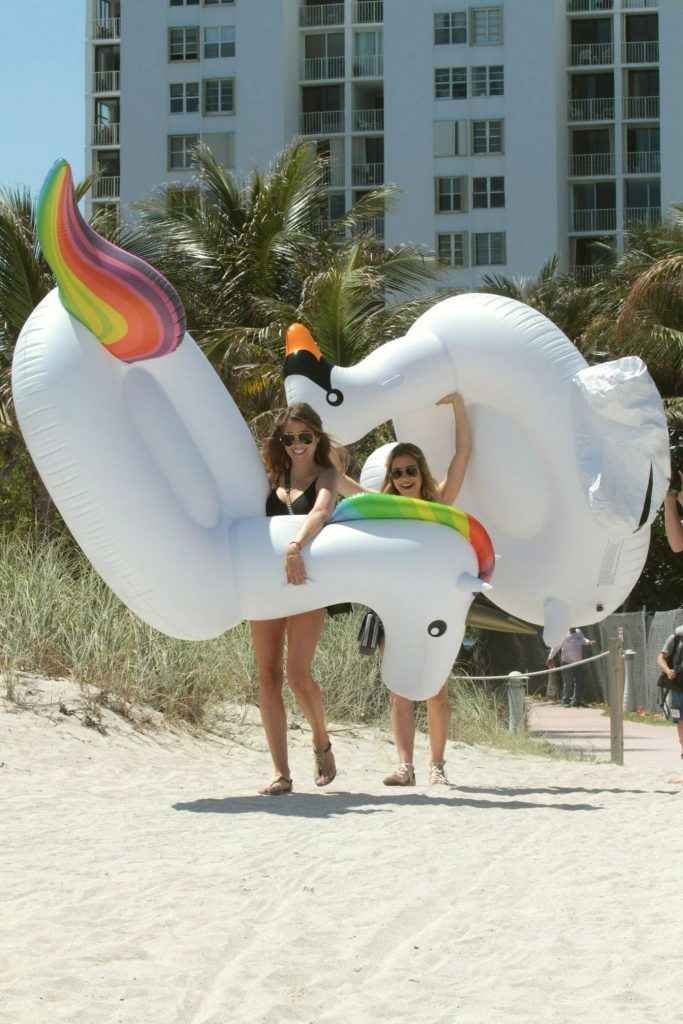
[266,477,318,517]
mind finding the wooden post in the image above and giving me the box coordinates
[608,636,625,765]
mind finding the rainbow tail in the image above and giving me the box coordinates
[37,159,185,362]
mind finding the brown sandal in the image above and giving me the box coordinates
[259,775,293,796]
[314,741,336,787]
[383,763,416,787]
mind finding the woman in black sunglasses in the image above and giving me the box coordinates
[337,393,471,787]
[252,402,339,795]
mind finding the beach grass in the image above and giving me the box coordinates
[0,531,561,756]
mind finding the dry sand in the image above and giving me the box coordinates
[2,677,683,1024]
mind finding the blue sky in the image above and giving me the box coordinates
[0,2,85,196]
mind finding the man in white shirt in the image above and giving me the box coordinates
[546,627,593,707]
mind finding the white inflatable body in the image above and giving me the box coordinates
[284,293,670,646]
[13,291,488,700]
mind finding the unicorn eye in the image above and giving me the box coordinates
[326,389,343,406]
[428,620,447,637]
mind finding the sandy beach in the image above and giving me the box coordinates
[2,678,683,1024]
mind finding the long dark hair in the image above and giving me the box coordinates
[382,442,439,503]
[263,402,334,484]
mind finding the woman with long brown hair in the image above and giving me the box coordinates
[253,401,338,795]
[337,393,471,786]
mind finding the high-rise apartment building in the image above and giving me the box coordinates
[85,0,683,285]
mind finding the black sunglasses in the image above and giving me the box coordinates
[281,431,315,446]
[391,465,419,479]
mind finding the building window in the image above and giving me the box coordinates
[168,134,199,170]
[203,25,236,58]
[170,82,199,113]
[472,119,504,154]
[433,120,461,156]
[204,77,235,114]
[169,26,199,61]
[170,0,199,6]
[471,7,503,46]
[436,176,466,212]
[204,0,234,4]
[435,67,467,99]
[166,187,200,213]
[473,176,505,208]
[473,231,506,266]
[437,232,467,268]
[434,12,467,45]
[471,65,504,97]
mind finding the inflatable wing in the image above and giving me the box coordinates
[283,296,670,647]
[11,161,496,700]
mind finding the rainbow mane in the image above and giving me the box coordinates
[331,493,495,582]
[37,159,185,362]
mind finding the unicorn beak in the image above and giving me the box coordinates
[285,323,322,361]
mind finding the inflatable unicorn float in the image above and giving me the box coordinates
[12,161,494,700]
[284,292,671,647]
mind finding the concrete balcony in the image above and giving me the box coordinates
[353,0,383,23]
[623,0,657,8]
[93,70,120,93]
[322,162,345,187]
[568,43,614,66]
[299,3,344,27]
[568,97,614,121]
[352,54,383,78]
[624,150,660,173]
[624,206,661,227]
[569,152,614,176]
[92,122,120,146]
[571,208,617,231]
[301,56,345,81]
[353,215,385,240]
[623,40,659,63]
[352,162,384,186]
[92,176,120,200]
[623,95,660,118]
[352,108,384,131]
[91,17,120,39]
[299,110,345,135]
[567,0,613,11]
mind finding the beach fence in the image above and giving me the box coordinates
[590,609,683,712]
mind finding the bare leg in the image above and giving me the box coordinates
[390,694,416,765]
[286,609,329,750]
[250,618,289,784]
[677,721,683,753]
[426,683,450,764]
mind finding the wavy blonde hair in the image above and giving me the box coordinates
[381,443,439,503]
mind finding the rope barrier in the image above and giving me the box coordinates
[450,649,611,683]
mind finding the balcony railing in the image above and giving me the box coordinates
[353,54,383,77]
[301,56,345,81]
[92,176,120,199]
[623,40,659,63]
[623,95,660,118]
[568,43,613,66]
[92,16,120,39]
[353,0,383,22]
[352,108,384,131]
[311,218,346,239]
[572,208,617,231]
[567,0,613,10]
[623,0,657,8]
[299,110,345,135]
[93,70,120,93]
[353,215,385,240]
[299,3,344,27]
[569,264,609,283]
[568,97,614,121]
[624,206,661,226]
[569,152,614,176]
[322,162,345,187]
[352,162,384,186]
[625,150,660,173]
[92,122,120,146]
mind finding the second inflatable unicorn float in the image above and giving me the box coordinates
[12,161,493,701]
[284,295,670,646]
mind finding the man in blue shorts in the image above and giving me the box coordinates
[657,625,683,758]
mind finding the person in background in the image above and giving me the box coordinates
[546,627,594,707]
[657,625,683,759]
[663,470,683,553]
